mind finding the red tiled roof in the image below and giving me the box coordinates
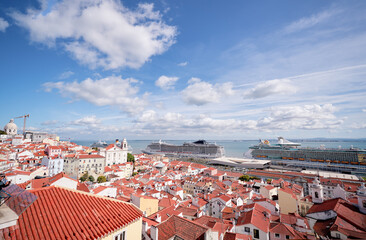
[93,186,108,194]
[270,222,306,239]
[148,205,181,222]
[77,182,90,193]
[159,198,177,209]
[223,232,252,240]
[308,198,366,231]
[155,215,208,240]
[236,203,270,233]
[106,144,121,151]
[194,215,228,226]
[1,186,142,240]
[77,154,105,159]
[30,172,77,189]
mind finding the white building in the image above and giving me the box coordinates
[41,156,64,177]
[25,131,58,143]
[93,186,117,198]
[210,195,232,218]
[76,154,105,178]
[100,141,128,166]
[5,170,31,184]
[4,119,17,135]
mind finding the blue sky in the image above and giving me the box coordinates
[1,0,366,140]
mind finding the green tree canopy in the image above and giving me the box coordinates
[97,176,107,183]
[0,130,6,135]
[239,175,250,181]
[127,153,135,163]
[79,172,88,182]
[88,175,95,182]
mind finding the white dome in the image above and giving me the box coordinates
[4,119,17,135]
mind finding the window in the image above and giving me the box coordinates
[253,229,259,239]
[275,233,280,238]
[286,235,290,239]
[245,227,250,233]
[114,231,125,240]
[315,191,319,198]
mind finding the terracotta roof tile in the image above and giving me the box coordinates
[155,215,208,240]
[1,186,142,240]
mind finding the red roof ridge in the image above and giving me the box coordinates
[161,214,208,229]
[30,185,142,208]
[4,185,143,240]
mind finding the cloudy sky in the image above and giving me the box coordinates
[1,0,366,140]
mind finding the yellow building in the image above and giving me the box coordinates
[131,193,159,216]
[298,196,314,217]
[278,187,299,214]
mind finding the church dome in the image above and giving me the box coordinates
[4,119,17,135]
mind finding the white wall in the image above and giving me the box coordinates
[52,177,78,190]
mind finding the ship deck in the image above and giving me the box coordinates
[267,159,366,175]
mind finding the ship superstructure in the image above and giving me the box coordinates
[143,140,225,158]
[249,137,366,174]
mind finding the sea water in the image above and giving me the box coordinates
[73,139,366,158]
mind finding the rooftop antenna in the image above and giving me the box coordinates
[14,114,30,134]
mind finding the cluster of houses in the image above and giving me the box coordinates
[1,126,366,239]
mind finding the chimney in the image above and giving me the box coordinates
[156,214,161,223]
[143,221,148,232]
[151,226,158,240]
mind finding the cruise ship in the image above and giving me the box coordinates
[142,140,225,158]
[249,137,366,174]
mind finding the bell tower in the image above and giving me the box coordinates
[357,183,366,214]
[310,178,324,204]
[122,138,128,150]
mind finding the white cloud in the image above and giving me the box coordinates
[70,115,101,127]
[43,75,147,114]
[283,7,340,34]
[257,104,343,130]
[41,120,59,126]
[178,61,188,66]
[138,110,157,122]
[243,79,297,99]
[132,104,343,135]
[133,111,257,135]
[351,122,366,129]
[181,78,234,106]
[11,0,177,70]
[58,71,74,79]
[0,18,9,32]
[362,109,366,112]
[155,75,179,90]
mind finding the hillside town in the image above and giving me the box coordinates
[0,120,366,240]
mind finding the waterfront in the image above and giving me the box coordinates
[73,139,366,158]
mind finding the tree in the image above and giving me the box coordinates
[250,176,260,180]
[97,176,107,183]
[127,153,135,163]
[79,172,88,182]
[88,175,95,182]
[239,175,250,181]
[0,130,6,135]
